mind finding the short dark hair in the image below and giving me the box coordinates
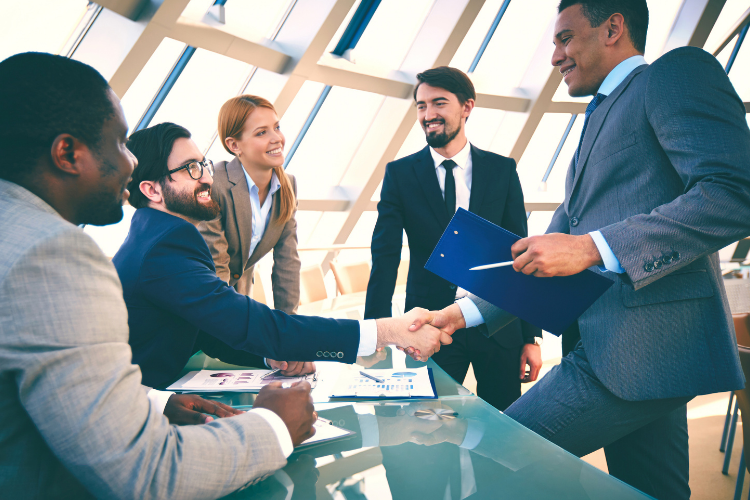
[126,122,191,209]
[0,52,114,182]
[558,0,648,53]
[413,66,476,104]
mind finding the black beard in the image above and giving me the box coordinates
[424,121,461,149]
[162,181,220,221]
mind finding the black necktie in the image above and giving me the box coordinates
[573,92,607,174]
[442,159,457,215]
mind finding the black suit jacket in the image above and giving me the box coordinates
[365,145,539,347]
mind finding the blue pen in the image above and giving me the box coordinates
[359,371,385,383]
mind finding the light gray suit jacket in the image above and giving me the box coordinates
[472,47,750,401]
[199,158,300,314]
[0,179,288,499]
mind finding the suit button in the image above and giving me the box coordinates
[337,352,344,359]
[316,351,323,358]
[644,263,654,272]
[570,217,579,227]
[662,255,672,265]
[323,351,330,357]
[233,274,240,279]
[449,285,457,290]
[672,251,680,261]
[653,260,662,269]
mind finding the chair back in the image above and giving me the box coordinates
[250,269,266,304]
[396,259,409,286]
[724,279,750,314]
[329,260,371,295]
[299,264,328,305]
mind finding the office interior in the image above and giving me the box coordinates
[5,0,750,498]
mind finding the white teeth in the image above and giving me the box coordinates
[197,191,209,199]
[563,67,574,77]
[267,148,282,154]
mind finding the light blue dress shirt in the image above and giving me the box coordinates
[458,55,647,328]
[588,55,646,274]
[242,167,282,259]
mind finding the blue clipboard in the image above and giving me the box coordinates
[425,208,614,335]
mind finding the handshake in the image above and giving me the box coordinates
[374,303,465,361]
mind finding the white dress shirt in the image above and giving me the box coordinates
[431,140,473,300]
[242,167,282,259]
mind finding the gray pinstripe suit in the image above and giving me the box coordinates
[472,47,750,499]
[0,179,288,499]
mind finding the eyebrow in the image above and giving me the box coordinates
[179,156,204,167]
[252,121,280,133]
[416,97,450,105]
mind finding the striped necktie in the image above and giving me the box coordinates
[574,92,607,172]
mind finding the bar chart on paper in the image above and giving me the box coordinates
[330,367,436,399]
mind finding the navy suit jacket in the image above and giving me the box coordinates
[113,208,360,388]
[365,145,540,348]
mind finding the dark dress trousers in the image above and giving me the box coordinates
[113,207,360,388]
[365,144,541,410]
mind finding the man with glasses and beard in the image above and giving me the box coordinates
[114,122,452,392]
[365,67,542,412]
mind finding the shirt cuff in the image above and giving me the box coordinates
[147,389,175,415]
[589,231,625,274]
[457,297,485,329]
[250,408,294,458]
[357,319,378,356]
[357,413,380,448]
[459,419,485,450]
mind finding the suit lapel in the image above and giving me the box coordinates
[467,145,488,214]
[413,146,449,225]
[569,65,647,198]
[226,157,253,269]
[246,191,282,269]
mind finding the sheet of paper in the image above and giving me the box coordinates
[330,366,434,398]
[170,369,314,392]
[297,419,354,448]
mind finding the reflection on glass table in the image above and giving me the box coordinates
[223,397,651,500]
[174,347,472,408]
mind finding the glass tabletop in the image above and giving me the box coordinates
[176,347,472,407]
[222,396,652,500]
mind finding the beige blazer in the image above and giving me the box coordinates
[0,179,286,499]
[199,157,301,314]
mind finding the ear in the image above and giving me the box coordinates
[224,136,241,156]
[49,134,89,176]
[139,180,164,204]
[462,98,475,120]
[604,13,626,47]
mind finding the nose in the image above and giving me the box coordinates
[424,104,438,122]
[127,147,137,172]
[551,44,565,68]
[201,167,213,185]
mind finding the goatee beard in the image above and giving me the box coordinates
[425,121,461,149]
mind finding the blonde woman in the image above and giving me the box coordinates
[200,95,300,314]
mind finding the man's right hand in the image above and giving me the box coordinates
[408,303,466,335]
[375,308,453,361]
[253,381,317,446]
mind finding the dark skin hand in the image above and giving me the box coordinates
[253,381,317,446]
[163,393,244,425]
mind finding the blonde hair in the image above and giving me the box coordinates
[218,95,295,225]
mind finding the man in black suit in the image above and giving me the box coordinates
[365,67,542,411]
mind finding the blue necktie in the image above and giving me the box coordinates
[574,93,607,172]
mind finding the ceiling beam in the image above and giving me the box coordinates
[710,6,750,56]
[662,0,727,53]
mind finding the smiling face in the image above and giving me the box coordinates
[79,90,137,226]
[416,83,471,150]
[552,4,612,97]
[160,137,220,221]
[226,106,284,171]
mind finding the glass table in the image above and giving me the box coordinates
[222,396,652,499]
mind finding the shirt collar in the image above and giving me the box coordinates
[430,140,472,170]
[242,166,282,198]
[597,55,647,96]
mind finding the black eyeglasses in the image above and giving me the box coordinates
[167,159,214,180]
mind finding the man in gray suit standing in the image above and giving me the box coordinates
[422,1,750,498]
[0,52,319,499]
